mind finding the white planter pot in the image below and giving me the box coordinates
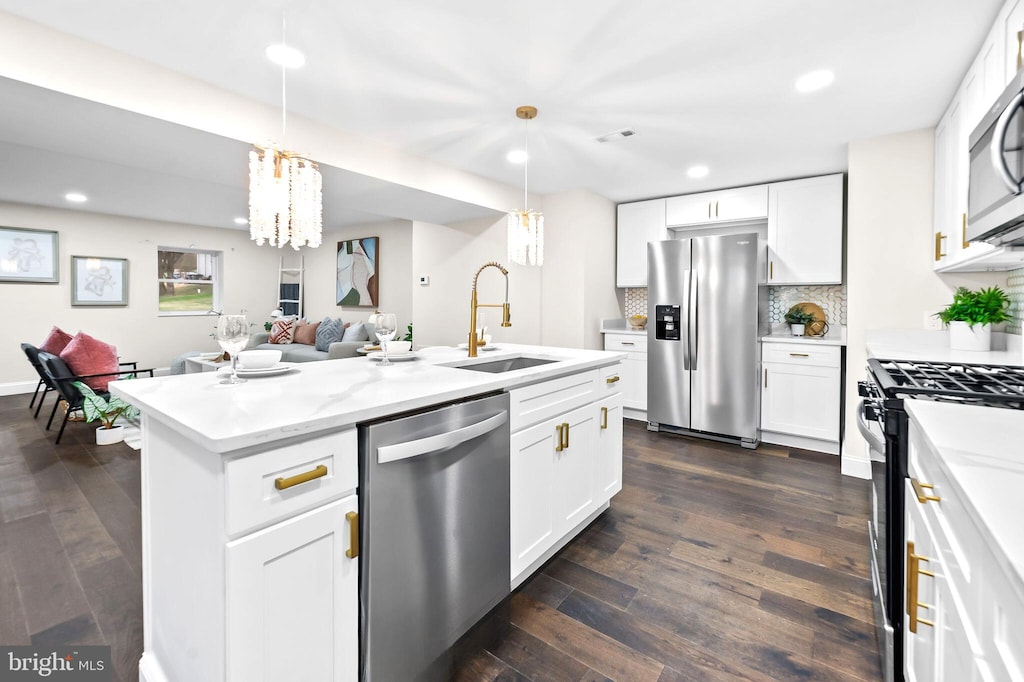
[96,425,125,445]
[790,323,805,337]
[948,321,991,351]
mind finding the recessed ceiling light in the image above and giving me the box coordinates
[234,217,249,225]
[687,166,709,179]
[64,192,88,203]
[507,149,528,163]
[795,69,835,93]
[266,44,306,69]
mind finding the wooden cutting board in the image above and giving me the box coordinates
[789,302,827,336]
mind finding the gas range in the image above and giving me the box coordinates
[857,358,1024,682]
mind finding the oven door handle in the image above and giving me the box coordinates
[856,399,886,454]
[992,89,1024,194]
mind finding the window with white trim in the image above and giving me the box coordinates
[157,247,222,315]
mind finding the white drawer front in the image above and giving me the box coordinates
[763,342,840,367]
[603,333,648,353]
[225,428,358,536]
[600,362,625,395]
[509,370,599,432]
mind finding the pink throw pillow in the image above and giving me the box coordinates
[59,332,120,391]
[294,321,320,346]
[39,326,74,355]
[269,318,297,344]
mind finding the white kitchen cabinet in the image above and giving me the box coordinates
[666,185,767,227]
[766,174,844,284]
[616,198,666,287]
[595,393,623,500]
[1003,0,1024,86]
[509,368,624,584]
[226,496,358,682]
[603,332,647,420]
[760,341,841,453]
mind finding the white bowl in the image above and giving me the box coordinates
[385,340,412,354]
[237,349,281,369]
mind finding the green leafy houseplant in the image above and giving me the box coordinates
[402,323,413,343]
[73,380,140,429]
[936,287,1011,328]
[784,308,816,326]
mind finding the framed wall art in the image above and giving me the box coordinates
[337,236,379,307]
[0,226,59,283]
[71,256,129,306]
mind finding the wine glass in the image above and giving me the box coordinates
[374,313,398,366]
[215,315,250,384]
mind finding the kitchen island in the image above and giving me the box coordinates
[111,344,626,682]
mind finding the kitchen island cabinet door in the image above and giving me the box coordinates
[553,404,599,536]
[595,394,624,500]
[510,418,559,579]
[226,495,358,682]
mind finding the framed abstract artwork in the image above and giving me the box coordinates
[0,226,59,283]
[337,237,378,307]
[71,256,129,306]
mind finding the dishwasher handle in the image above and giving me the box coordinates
[377,411,508,464]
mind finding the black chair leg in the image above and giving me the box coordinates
[35,387,51,419]
[55,410,70,444]
[29,379,43,409]
[46,398,61,430]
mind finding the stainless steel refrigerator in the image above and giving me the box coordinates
[647,234,768,447]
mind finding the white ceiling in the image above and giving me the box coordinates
[0,0,1006,226]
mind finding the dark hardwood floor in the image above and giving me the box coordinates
[0,393,881,681]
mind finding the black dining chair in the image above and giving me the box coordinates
[21,343,57,418]
[36,351,154,444]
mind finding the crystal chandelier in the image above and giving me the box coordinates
[507,106,544,266]
[249,16,323,250]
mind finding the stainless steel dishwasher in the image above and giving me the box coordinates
[358,392,510,681]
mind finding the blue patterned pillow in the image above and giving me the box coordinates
[315,317,345,352]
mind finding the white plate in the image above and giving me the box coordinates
[367,351,418,362]
[456,343,498,351]
[226,363,298,377]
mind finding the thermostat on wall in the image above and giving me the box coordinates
[418,275,430,286]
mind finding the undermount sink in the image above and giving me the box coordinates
[453,356,558,373]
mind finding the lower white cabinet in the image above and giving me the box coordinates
[603,332,647,419]
[760,341,841,453]
[510,367,624,583]
[227,496,359,682]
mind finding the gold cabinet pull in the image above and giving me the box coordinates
[555,423,564,452]
[275,464,328,490]
[789,353,810,357]
[961,213,968,249]
[621,341,635,346]
[1018,29,1023,71]
[563,422,570,449]
[935,232,946,261]
[601,406,608,429]
[715,200,719,218]
[708,201,712,219]
[345,511,359,559]
[906,541,935,633]
[769,260,773,280]
[911,479,941,504]
[606,375,621,384]
[764,368,767,388]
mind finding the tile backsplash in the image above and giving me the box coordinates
[1008,268,1024,335]
[623,285,848,325]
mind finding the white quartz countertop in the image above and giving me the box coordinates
[761,325,847,346]
[905,401,1024,592]
[600,319,646,336]
[866,329,1024,365]
[110,344,624,454]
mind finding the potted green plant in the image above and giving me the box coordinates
[73,380,140,445]
[936,286,1011,351]
[784,308,816,336]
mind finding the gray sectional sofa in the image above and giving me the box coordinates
[247,329,372,362]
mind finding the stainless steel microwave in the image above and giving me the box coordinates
[967,70,1024,246]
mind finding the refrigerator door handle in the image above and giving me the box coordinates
[681,270,691,370]
[689,272,698,367]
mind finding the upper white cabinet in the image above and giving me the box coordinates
[666,185,767,226]
[767,174,844,285]
[616,198,666,287]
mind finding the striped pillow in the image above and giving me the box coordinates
[269,317,297,344]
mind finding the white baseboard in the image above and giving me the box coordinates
[623,407,647,422]
[840,441,872,479]
[0,380,37,397]
[761,430,840,455]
